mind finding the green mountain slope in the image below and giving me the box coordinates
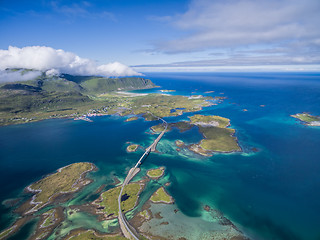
[0,84,91,113]
[80,77,156,94]
[0,69,157,125]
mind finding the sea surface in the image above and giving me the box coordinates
[1,72,320,240]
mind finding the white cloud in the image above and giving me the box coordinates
[0,70,42,83]
[155,0,320,53]
[0,46,142,77]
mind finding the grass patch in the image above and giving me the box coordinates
[127,144,139,152]
[0,226,16,239]
[125,116,138,122]
[291,113,320,123]
[147,167,164,178]
[150,187,173,204]
[139,210,150,220]
[189,114,230,127]
[41,209,56,228]
[95,183,141,217]
[132,94,212,119]
[28,162,94,211]
[199,126,240,152]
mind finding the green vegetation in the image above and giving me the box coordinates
[34,232,50,240]
[132,94,213,119]
[171,121,193,132]
[80,77,156,94]
[291,113,320,125]
[41,209,56,228]
[66,230,126,240]
[0,226,16,239]
[139,210,150,220]
[152,114,240,155]
[151,121,194,134]
[125,116,138,122]
[198,126,240,152]
[0,70,214,126]
[95,183,141,217]
[127,144,139,152]
[150,124,170,133]
[147,167,164,178]
[28,162,94,212]
[190,115,240,153]
[189,114,230,128]
[150,187,173,204]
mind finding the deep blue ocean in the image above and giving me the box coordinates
[0,72,320,240]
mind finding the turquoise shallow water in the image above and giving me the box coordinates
[0,72,320,240]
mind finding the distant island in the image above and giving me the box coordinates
[291,113,320,126]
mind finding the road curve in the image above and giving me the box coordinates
[118,115,168,240]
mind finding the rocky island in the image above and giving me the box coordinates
[291,113,320,126]
[150,187,174,204]
[126,144,139,152]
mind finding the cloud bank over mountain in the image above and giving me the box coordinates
[0,70,42,83]
[0,46,142,77]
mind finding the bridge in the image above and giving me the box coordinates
[117,115,168,240]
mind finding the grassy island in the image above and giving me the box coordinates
[291,113,320,126]
[0,226,16,239]
[0,163,93,239]
[190,115,240,153]
[151,114,240,156]
[30,207,64,240]
[189,115,229,128]
[26,162,95,213]
[41,209,57,228]
[150,187,174,204]
[94,183,142,217]
[147,167,165,179]
[126,144,139,152]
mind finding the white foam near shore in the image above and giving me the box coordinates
[308,121,320,126]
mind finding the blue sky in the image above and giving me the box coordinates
[1,0,320,72]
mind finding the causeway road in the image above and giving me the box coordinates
[117,115,168,240]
